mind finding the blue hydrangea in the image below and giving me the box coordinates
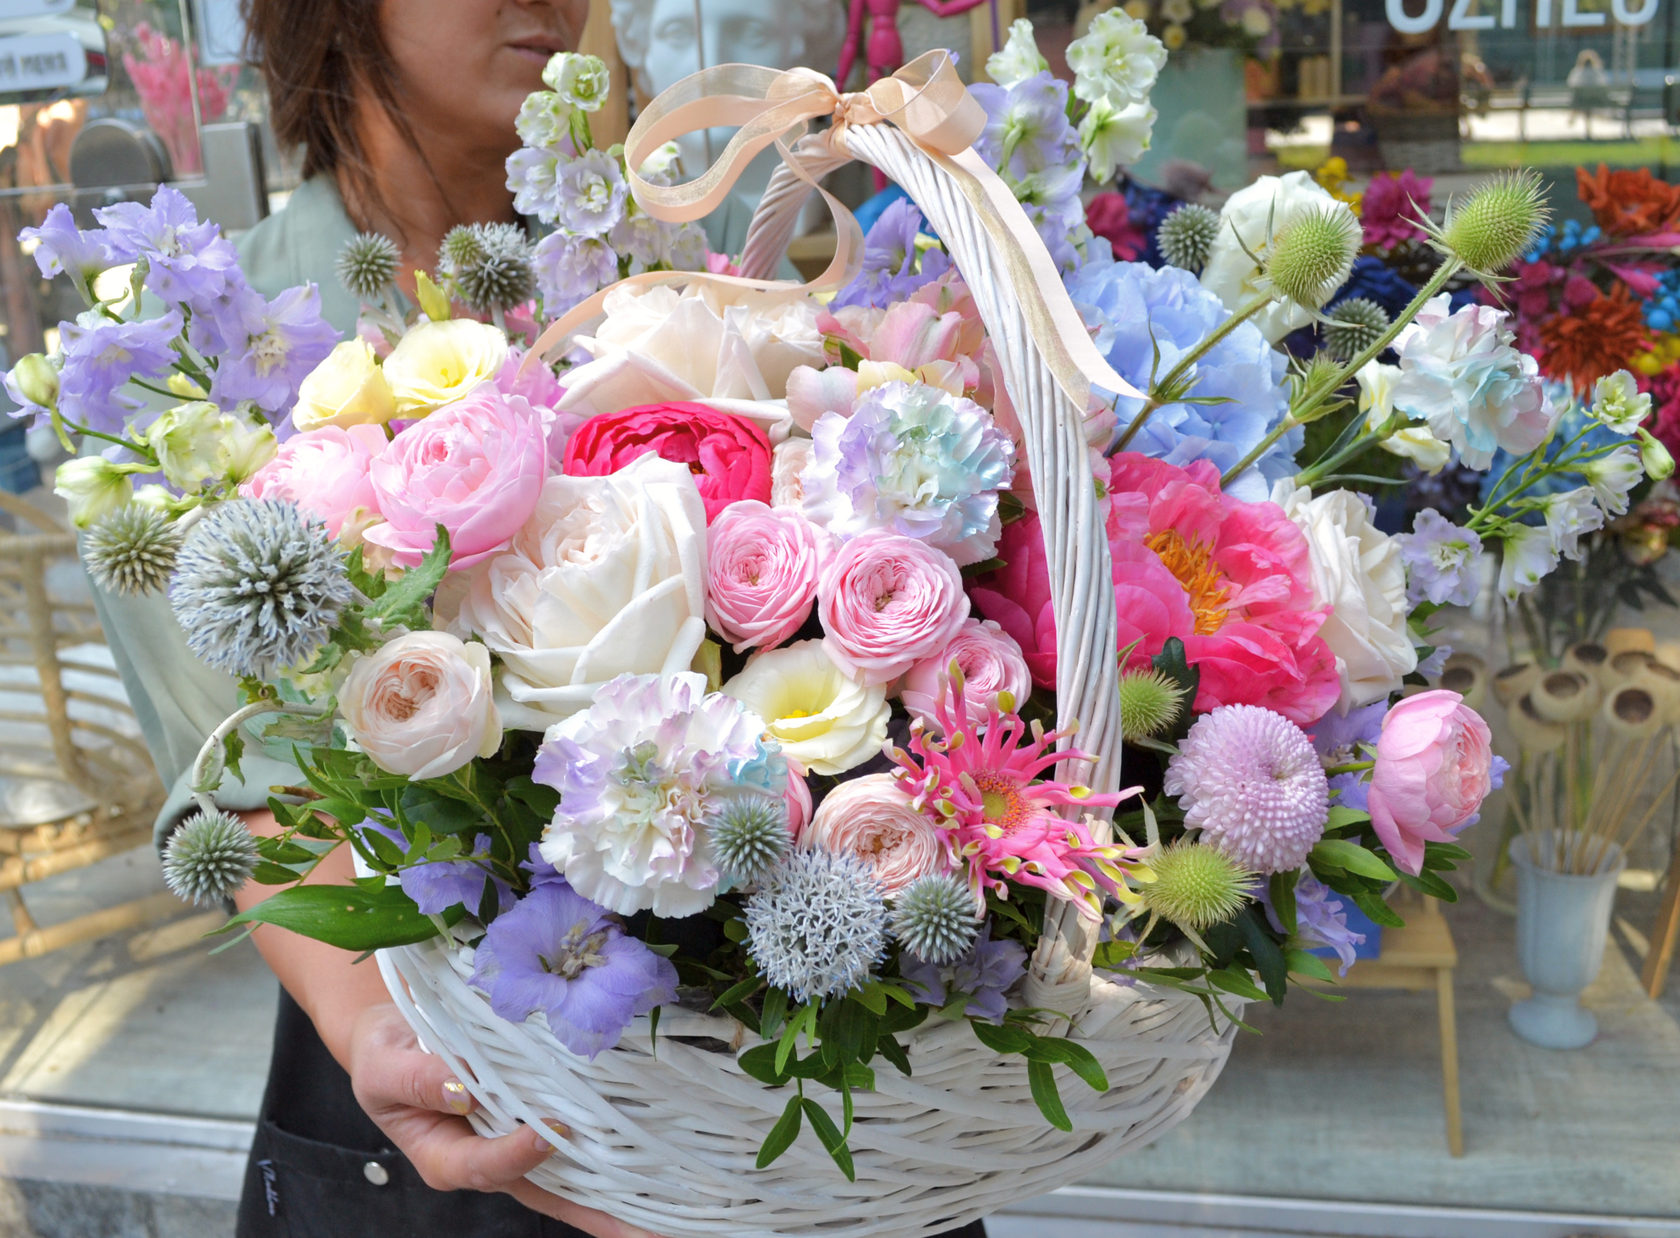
[1068,253,1295,499]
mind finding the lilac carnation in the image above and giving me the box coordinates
[57,310,183,436]
[899,923,1027,1023]
[1069,255,1295,500]
[1398,508,1482,607]
[1258,873,1364,976]
[535,232,618,313]
[469,882,677,1060]
[551,149,628,239]
[801,380,1015,566]
[210,285,339,415]
[19,203,113,284]
[1165,705,1330,874]
[831,200,952,311]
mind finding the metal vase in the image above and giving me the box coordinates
[1507,834,1626,1050]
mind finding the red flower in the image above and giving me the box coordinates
[1536,284,1651,393]
[1642,362,1680,462]
[562,402,771,522]
[1361,170,1433,250]
[1577,164,1680,237]
[1085,192,1145,262]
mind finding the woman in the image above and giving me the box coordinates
[100,2,991,1236]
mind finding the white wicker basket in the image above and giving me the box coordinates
[375,83,1241,1238]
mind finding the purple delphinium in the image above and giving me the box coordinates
[522,841,566,889]
[94,186,244,310]
[469,881,677,1060]
[209,285,339,415]
[830,200,952,311]
[1258,873,1364,976]
[507,146,565,224]
[970,71,1088,272]
[56,310,184,436]
[1397,508,1483,607]
[535,232,618,313]
[899,923,1027,1023]
[551,149,628,239]
[398,833,515,917]
[1310,699,1386,814]
[19,203,113,287]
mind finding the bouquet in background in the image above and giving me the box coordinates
[121,22,239,176]
[3,39,1642,1174]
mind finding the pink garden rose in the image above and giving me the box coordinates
[706,500,831,652]
[972,453,1340,724]
[818,530,969,685]
[363,387,548,569]
[496,346,579,465]
[563,401,771,523]
[242,422,384,540]
[800,772,946,894]
[900,618,1032,733]
[1367,689,1494,875]
[338,632,501,780]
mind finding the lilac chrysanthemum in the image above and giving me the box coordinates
[469,882,677,1061]
[1164,704,1330,874]
[898,922,1027,1023]
[533,672,781,918]
[801,380,1015,566]
[745,849,889,1003]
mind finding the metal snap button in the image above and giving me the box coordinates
[363,1161,390,1186]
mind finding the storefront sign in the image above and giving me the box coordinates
[0,29,87,92]
[1386,0,1657,30]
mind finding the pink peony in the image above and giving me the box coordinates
[563,401,771,523]
[818,530,970,685]
[241,423,385,540]
[972,453,1340,724]
[706,500,832,652]
[362,387,548,569]
[900,619,1032,733]
[800,772,946,894]
[1367,690,1494,876]
[1360,170,1432,250]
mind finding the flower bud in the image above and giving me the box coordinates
[222,417,278,485]
[9,353,58,409]
[166,372,207,399]
[54,455,144,528]
[543,52,610,112]
[1640,430,1675,481]
[415,270,452,323]
[1438,170,1548,277]
[1263,203,1361,310]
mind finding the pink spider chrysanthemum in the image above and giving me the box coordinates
[889,671,1147,922]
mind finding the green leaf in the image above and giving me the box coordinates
[1023,1037,1108,1092]
[818,999,878,1065]
[755,1094,803,1170]
[1027,1059,1072,1131]
[648,1005,660,1059]
[776,1005,813,1075]
[721,917,749,944]
[970,1019,1034,1055]
[1207,965,1269,1002]
[1349,886,1407,928]
[737,1043,788,1085]
[1324,805,1371,834]
[760,986,789,1041]
[1311,838,1398,883]
[218,883,438,950]
[366,526,452,627]
[1237,907,1289,1005]
[853,983,888,1017]
[1151,636,1200,706]
[1284,948,1336,982]
[1398,867,1457,901]
[876,1033,912,1077]
[220,729,245,785]
[1268,871,1299,935]
[712,975,762,1012]
[249,860,301,886]
[397,785,481,836]
[1091,940,1138,970]
[801,1098,855,1180]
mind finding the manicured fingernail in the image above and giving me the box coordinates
[442,1079,473,1115]
[541,1117,572,1139]
[528,1127,554,1154]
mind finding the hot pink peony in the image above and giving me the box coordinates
[242,423,385,540]
[900,619,1032,734]
[801,773,946,894]
[818,530,970,685]
[563,401,771,523]
[972,453,1339,724]
[363,387,548,569]
[1367,690,1494,875]
[706,500,832,652]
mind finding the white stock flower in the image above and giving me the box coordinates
[1066,9,1167,109]
[1580,444,1643,517]
[1356,361,1450,473]
[721,640,890,776]
[542,52,610,112]
[441,454,709,729]
[1079,98,1156,182]
[1499,522,1560,599]
[1273,482,1417,712]
[1541,487,1604,560]
[339,632,501,780]
[986,19,1049,87]
[1590,369,1651,435]
[1201,171,1346,343]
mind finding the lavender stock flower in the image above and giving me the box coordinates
[551,149,628,238]
[1398,508,1483,607]
[469,881,677,1060]
[535,232,619,312]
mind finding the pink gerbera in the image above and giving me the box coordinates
[890,673,1146,922]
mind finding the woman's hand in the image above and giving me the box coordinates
[348,1002,670,1238]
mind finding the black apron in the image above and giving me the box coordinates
[237,988,988,1238]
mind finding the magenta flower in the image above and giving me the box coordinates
[1360,170,1433,250]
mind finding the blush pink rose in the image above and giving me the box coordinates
[707,500,832,652]
[496,347,579,465]
[563,401,771,523]
[901,618,1032,732]
[800,772,945,894]
[363,387,548,570]
[785,764,813,837]
[1367,690,1494,876]
[338,631,501,780]
[818,530,969,685]
[242,423,385,540]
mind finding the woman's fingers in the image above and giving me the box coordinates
[401,1115,554,1194]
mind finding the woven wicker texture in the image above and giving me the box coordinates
[375,109,1240,1236]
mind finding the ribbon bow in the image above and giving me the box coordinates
[527,52,1143,408]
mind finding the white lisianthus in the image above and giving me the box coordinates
[220,416,278,485]
[145,401,227,490]
[1590,369,1651,434]
[722,640,890,776]
[1356,361,1450,473]
[339,632,501,780]
[1499,522,1560,599]
[1541,487,1604,560]
[382,319,508,416]
[1272,482,1417,712]
[985,19,1049,87]
[440,454,709,729]
[293,339,397,431]
[1580,444,1644,517]
[1078,98,1156,181]
[54,455,145,527]
[1066,9,1167,109]
[1202,171,1346,343]
[543,52,610,112]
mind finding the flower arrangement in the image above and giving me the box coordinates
[3,38,1643,1189]
[121,22,239,176]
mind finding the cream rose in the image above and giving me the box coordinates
[382,319,508,416]
[1272,482,1417,712]
[558,283,824,416]
[339,631,501,780]
[801,773,946,894]
[293,339,398,430]
[770,438,814,509]
[1201,171,1346,344]
[721,640,889,776]
[441,453,708,729]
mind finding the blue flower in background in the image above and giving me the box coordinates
[1124,178,1181,267]
[1328,255,1418,319]
[1068,252,1295,499]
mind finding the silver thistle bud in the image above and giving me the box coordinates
[1323,297,1391,361]
[83,503,183,597]
[336,231,400,302]
[889,871,979,965]
[439,222,536,313]
[1157,203,1220,273]
[163,808,260,905]
[709,796,791,884]
[745,849,888,1003]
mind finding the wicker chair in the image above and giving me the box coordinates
[0,490,173,966]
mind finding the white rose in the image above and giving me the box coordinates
[558,284,824,417]
[1202,171,1345,343]
[382,319,508,416]
[338,631,501,780]
[1272,482,1417,712]
[722,640,889,776]
[293,339,397,430]
[441,453,708,729]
